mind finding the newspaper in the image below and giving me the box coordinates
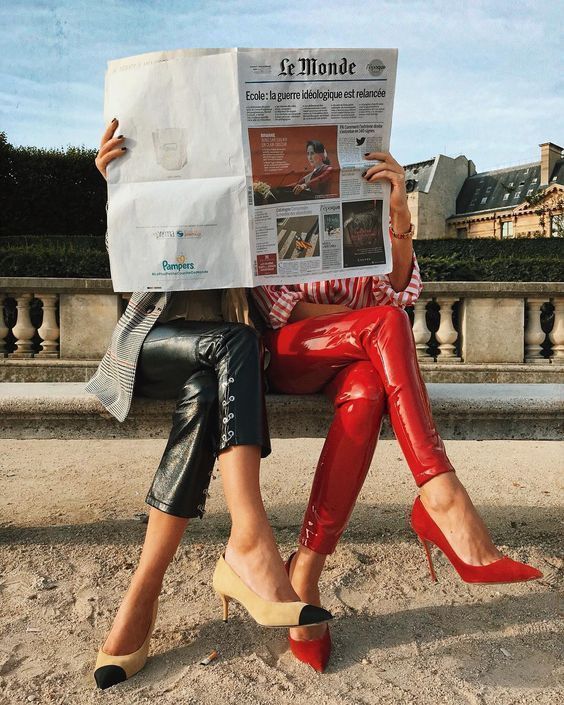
[104,48,398,292]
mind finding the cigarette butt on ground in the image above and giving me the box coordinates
[200,649,219,665]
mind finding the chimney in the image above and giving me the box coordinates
[539,142,563,186]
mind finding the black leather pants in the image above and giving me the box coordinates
[133,319,271,519]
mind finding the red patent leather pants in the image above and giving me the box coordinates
[264,305,455,554]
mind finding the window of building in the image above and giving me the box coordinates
[527,188,534,196]
[514,190,521,199]
[503,193,510,200]
[501,221,514,238]
[532,177,538,183]
[480,197,487,204]
[551,214,564,238]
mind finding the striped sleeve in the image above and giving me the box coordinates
[372,251,423,308]
[251,285,306,329]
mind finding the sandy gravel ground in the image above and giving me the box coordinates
[0,438,562,705]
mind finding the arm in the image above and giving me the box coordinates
[96,119,126,254]
[362,151,415,292]
[388,211,415,292]
[303,165,333,190]
[373,251,423,308]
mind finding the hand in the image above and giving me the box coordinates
[293,183,307,195]
[361,150,410,220]
[95,118,127,180]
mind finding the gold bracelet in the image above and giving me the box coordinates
[390,222,415,239]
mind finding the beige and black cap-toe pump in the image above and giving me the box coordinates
[213,554,333,628]
[93,599,158,690]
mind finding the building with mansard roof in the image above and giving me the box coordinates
[403,141,564,239]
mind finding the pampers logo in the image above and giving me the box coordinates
[162,255,195,271]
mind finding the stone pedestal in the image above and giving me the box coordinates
[59,294,120,359]
[461,298,524,363]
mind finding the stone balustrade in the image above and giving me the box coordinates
[1,278,563,383]
[410,282,563,366]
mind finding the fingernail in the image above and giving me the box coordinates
[117,134,124,139]
[121,146,127,151]
[364,152,370,156]
[361,170,367,177]
[111,117,117,123]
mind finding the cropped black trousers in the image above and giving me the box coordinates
[133,319,271,519]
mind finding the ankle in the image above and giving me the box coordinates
[226,532,273,559]
[420,474,467,513]
[291,551,325,588]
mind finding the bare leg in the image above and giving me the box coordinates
[102,508,188,655]
[288,546,328,641]
[419,472,503,565]
[102,445,299,656]
[221,445,299,602]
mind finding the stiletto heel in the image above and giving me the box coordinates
[411,496,543,584]
[285,551,332,673]
[418,537,437,583]
[212,554,333,628]
[93,599,158,690]
[218,592,230,622]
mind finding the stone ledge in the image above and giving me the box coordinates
[1,277,563,296]
[0,360,561,384]
[0,382,562,441]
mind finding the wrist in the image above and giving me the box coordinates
[390,206,411,234]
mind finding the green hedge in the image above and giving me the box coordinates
[0,237,109,278]
[0,132,105,237]
[413,238,564,282]
[0,236,562,281]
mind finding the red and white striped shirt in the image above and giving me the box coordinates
[253,241,422,330]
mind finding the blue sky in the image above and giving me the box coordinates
[1,0,562,172]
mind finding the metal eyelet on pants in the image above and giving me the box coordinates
[134,319,271,519]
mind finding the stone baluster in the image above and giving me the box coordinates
[36,293,60,357]
[0,293,8,356]
[525,298,547,363]
[549,297,563,364]
[11,293,35,358]
[435,297,460,362]
[411,298,432,360]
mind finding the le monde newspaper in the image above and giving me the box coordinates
[104,48,398,292]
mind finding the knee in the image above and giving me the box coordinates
[332,362,386,410]
[378,305,410,328]
[178,370,218,409]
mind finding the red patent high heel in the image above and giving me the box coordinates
[285,551,332,673]
[411,496,543,584]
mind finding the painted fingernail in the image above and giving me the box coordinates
[361,170,367,177]
[364,152,370,156]
[121,146,127,151]
[111,117,117,123]
[117,134,124,139]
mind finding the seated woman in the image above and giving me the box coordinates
[86,118,332,690]
[292,140,334,197]
[252,150,542,673]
